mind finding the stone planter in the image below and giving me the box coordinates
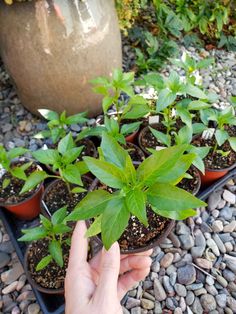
[0,0,122,117]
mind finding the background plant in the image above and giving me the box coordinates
[19,206,71,270]
[66,133,206,249]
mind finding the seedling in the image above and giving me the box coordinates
[35,109,88,144]
[19,207,71,269]
[91,68,150,125]
[21,133,87,195]
[66,133,206,250]
[0,146,30,189]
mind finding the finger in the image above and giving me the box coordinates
[120,256,152,274]
[68,221,88,266]
[120,249,153,260]
[118,267,151,300]
[93,242,120,301]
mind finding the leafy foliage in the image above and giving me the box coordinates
[19,207,71,270]
[66,133,206,250]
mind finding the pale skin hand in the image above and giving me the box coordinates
[65,221,153,314]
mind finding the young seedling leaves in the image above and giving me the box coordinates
[215,129,229,147]
[32,149,60,165]
[49,240,63,267]
[125,189,147,226]
[229,137,236,152]
[38,109,59,121]
[36,255,53,272]
[18,226,47,242]
[58,133,75,156]
[86,215,102,237]
[20,171,48,194]
[51,206,68,225]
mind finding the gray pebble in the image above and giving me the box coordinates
[154,279,166,302]
[216,294,227,307]
[179,234,194,250]
[200,294,217,311]
[177,265,196,285]
[186,291,195,306]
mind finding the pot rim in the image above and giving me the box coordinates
[188,166,201,196]
[138,124,164,156]
[24,243,64,295]
[0,159,44,207]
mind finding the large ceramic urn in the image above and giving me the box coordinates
[0,0,122,116]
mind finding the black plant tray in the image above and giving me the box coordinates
[1,169,236,314]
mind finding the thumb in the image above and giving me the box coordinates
[93,242,120,301]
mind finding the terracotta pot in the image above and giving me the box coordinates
[24,244,64,295]
[0,0,122,117]
[125,129,139,143]
[4,184,44,220]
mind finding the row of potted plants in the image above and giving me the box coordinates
[1,56,236,294]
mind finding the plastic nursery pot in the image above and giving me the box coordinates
[191,169,201,196]
[24,244,64,295]
[200,165,236,187]
[138,124,164,156]
[178,167,201,196]
[88,219,175,255]
[0,160,44,220]
[125,129,139,143]
[4,184,44,220]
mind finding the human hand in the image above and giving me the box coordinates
[65,221,153,314]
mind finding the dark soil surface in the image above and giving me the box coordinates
[0,161,40,204]
[123,142,145,163]
[139,124,167,155]
[43,177,92,214]
[27,239,69,290]
[177,166,200,195]
[192,136,236,170]
[77,138,97,160]
[119,206,170,251]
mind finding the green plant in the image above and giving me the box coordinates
[197,106,236,154]
[91,68,150,124]
[0,146,30,189]
[149,125,210,173]
[19,206,71,269]
[21,133,87,195]
[66,133,206,250]
[35,110,88,144]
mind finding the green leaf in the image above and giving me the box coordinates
[192,123,208,134]
[62,164,83,186]
[40,215,52,230]
[36,255,53,271]
[67,190,116,221]
[74,161,89,175]
[20,171,47,194]
[152,206,197,220]
[156,153,195,184]
[229,137,236,152]
[101,132,128,169]
[85,215,102,237]
[156,89,177,112]
[65,113,88,125]
[11,167,27,181]
[7,148,28,160]
[38,109,59,121]
[101,198,130,250]
[53,224,72,234]
[148,183,206,212]
[215,129,229,146]
[185,84,207,99]
[18,226,47,242]
[197,58,214,69]
[102,96,114,113]
[49,240,63,267]
[58,133,75,156]
[34,130,51,140]
[122,103,150,120]
[188,100,211,110]
[149,127,170,146]
[51,206,68,225]
[176,107,192,128]
[83,157,125,188]
[121,122,141,136]
[125,189,147,226]
[61,146,84,164]
[2,178,10,189]
[177,126,192,145]
[71,187,87,193]
[32,149,60,165]
[137,145,187,186]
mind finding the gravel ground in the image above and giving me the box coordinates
[0,43,236,314]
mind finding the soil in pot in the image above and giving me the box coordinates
[42,177,93,214]
[0,161,41,204]
[27,239,69,290]
[122,142,145,164]
[76,138,97,160]
[177,166,201,195]
[119,206,171,252]
[192,137,236,170]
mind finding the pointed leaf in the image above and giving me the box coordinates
[156,89,177,112]
[20,171,47,194]
[86,216,102,237]
[125,189,147,226]
[215,129,229,146]
[32,149,60,165]
[36,255,53,271]
[58,133,75,156]
[61,146,84,164]
[18,226,47,242]
[62,164,83,186]
[7,148,28,160]
[51,206,68,225]
[229,137,236,152]
[49,240,63,267]
[38,109,59,121]
[152,206,197,220]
